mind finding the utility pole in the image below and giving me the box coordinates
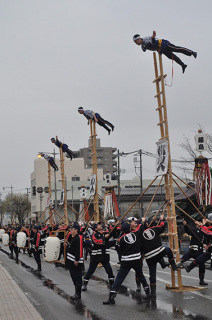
[117,150,121,209]
[139,149,143,216]
[25,187,30,224]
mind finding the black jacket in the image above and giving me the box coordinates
[66,234,84,268]
[141,221,166,264]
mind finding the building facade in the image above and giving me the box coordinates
[74,139,117,178]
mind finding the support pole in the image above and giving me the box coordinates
[60,147,68,225]
[48,162,53,226]
[90,120,99,221]
[153,52,204,293]
[153,52,181,290]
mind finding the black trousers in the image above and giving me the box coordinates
[181,250,205,274]
[112,260,148,292]
[33,251,41,266]
[69,266,83,287]
[84,260,114,281]
[14,245,19,259]
[147,247,173,284]
[163,43,193,66]
[9,245,14,254]
[96,115,113,132]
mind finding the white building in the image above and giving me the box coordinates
[30,157,104,222]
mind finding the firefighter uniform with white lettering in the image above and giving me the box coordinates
[141,215,177,296]
[82,222,115,291]
[175,220,207,285]
[103,221,149,305]
[66,223,84,300]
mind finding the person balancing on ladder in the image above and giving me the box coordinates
[133,30,197,73]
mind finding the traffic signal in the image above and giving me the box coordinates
[32,186,36,196]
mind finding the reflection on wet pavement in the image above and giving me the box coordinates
[0,247,211,320]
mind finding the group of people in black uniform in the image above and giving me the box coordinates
[2,214,212,305]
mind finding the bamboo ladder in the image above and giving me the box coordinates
[90,119,99,222]
[153,52,203,292]
[59,147,68,226]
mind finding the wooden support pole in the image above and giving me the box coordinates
[60,147,68,225]
[109,176,158,235]
[153,52,183,290]
[90,120,99,221]
[172,172,196,193]
[144,175,164,218]
[173,178,205,219]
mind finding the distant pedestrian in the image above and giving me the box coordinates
[78,107,114,135]
[133,30,197,73]
[31,226,42,272]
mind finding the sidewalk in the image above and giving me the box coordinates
[0,263,43,320]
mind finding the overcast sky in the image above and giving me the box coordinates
[0,0,212,198]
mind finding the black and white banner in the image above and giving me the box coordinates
[155,139,168,176]
[90,174,96,196]
[59,188,64,205]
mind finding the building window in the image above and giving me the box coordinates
[72,176,80,181]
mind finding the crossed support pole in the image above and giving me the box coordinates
[153,52,205,292]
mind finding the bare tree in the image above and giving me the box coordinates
[2,193,31,225]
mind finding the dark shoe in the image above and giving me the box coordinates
[169,258,178,271]
[36,264,42,272]
[150,284,156,298]
[144,285,150,296]
[184,261,196,273]
[159,258,170,269]
[103,291,117,305]
[193,51,197,58]
[174,262,183,270]
[109,278,114,289]
[135,279,141,292]
[199,273,208,286]
[182,64,187,74]
[112,126,114,132]
[82,279,88,291]
[108,130,111,135]
[9,254,14,259]
[71,286,81,300]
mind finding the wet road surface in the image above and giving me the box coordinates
[0,245,212,320]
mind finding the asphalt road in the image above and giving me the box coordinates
[0,244,212,320]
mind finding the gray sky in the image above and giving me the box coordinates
[0,0,211,197]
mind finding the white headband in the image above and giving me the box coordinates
[133,35,141,41]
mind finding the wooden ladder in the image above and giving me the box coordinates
[153,52,203,292]
[90,120,99,221]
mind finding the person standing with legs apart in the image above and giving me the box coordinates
[82,222,115,292]
[103,220,149,305]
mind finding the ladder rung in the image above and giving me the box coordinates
[157,120,166,126]
[159,136,168,141]
[154,91,164,98]
[153,74,167,83]
[156,104,166,111]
